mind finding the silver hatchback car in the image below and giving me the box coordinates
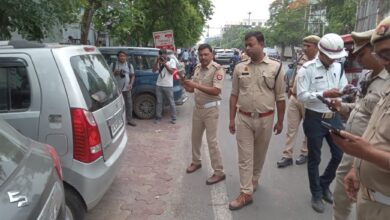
[0,41,128,219]
[0,119,68,220]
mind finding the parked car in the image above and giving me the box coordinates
[214,49,234,71]
[263,47,281,60]
[0,40,128,219]
[98,47,188,119]
[0,118,69,220]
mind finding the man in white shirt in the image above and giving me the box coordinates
[152,49,177,124]
[297,33,348,213]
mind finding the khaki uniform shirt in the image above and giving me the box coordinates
[192,61,225,105]
[343,69,390,136]
[291,54,309,94]
[231,56,285,113]
[355,84,390,196]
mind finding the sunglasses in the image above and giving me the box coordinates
[372,49,390,62]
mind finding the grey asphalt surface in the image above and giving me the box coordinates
[83,62,357,220]
[155,63,356,220]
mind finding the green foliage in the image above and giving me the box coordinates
[89,0,213,47]
[320,0,357,34]
[93,2,145,45]
[208,26,266,49]
[130,0,213,47]
[0,0,79,40]
[266,0,308,48]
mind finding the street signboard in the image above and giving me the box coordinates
[153,30,175,51]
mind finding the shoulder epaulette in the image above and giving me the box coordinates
[211,62,222,70]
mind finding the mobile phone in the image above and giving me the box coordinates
[320,121,345,139]
[316,95,336,111]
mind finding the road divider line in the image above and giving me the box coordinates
[202,140,233,220]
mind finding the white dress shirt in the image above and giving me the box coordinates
[297,57,348,113]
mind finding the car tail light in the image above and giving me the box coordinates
[71,108,103,163]
[45,144,63,180]
[83,47,95,52]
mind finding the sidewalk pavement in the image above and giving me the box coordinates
[85,120,183,220]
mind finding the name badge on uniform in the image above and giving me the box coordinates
[315,76,324,79]
[242,72,250,76]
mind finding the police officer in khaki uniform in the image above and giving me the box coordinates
[277,35,320,168]
[331,16,390,220]
[183,43,226,185]
[331,29,390,220]
[229,31,286,210]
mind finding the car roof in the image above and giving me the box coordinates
[0,40,71,49]
[99,47,159,51]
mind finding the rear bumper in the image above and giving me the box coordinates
[63,130,128,210]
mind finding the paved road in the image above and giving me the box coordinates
[86,65,354,220]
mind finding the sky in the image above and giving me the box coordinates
[204,0,274,38]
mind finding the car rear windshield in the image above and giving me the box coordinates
[0,129,27,186]
[70,54,119,111]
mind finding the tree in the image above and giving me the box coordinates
[266,0,308,60]
[208,26,267,49]
[80,0,105,44]
[93,2,145,45]
[130,0,213,47]
[0,0,79,40]
[88,0,213,47]
[320,0,357,34]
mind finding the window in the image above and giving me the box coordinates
[70,54,119,111]
[0,60,31,112]
[131,55,157,70]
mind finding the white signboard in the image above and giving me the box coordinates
[153,30,175,50]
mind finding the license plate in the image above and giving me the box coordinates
[108,113,124,137]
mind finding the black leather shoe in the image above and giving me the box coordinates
[277,157,293,168]
[311,198,325,213]
[322,188,333,204]
[295,154,308,165]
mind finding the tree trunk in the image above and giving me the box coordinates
[290,44,296,61]
[281,43,286,61]
[80,1,98,45]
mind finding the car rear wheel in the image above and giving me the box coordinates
[65,186,85,220]
[134,94,156,119]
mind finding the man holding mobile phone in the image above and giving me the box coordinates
[329,29,390,220]
[331,16,390,220]
[297,33,348,213]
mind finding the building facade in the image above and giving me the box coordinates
[355,0,390,31]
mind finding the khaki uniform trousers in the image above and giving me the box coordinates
[236,112,274,195]
[333,154,354,220]
[282,95,308,158]
[356,186,390,220]
[191,106,224,176]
